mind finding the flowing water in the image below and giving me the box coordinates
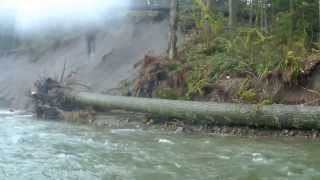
[0,110,320,180]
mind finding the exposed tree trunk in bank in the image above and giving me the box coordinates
[249,0,254,27]
[270,0,274,28]
[228,0,240,28]
[168,0,179,60]
[289,0,294,43]
[262,0,268,31]
[260,0,264,30]
[319,0,320,39]
[289,0,294,13]
[204,0,213,46]
[205,0,212,10]
[67,92,320,130]
[228,0,233,27]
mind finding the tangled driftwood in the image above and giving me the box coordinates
[31,78,65,119]
[31,77,95,122]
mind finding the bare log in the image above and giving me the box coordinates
[67,92,320,130]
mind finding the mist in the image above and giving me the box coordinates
[0,0,170,109]
[1,0,131,34]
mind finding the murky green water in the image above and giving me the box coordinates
[0,110,320,180]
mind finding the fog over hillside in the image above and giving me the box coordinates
[0,0,170,108]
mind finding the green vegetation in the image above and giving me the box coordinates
[180,0,317,81]
[135,0,320,104]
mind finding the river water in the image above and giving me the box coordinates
[0,110,320,180]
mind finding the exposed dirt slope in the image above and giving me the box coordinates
[0,19,170,108]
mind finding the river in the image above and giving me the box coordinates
[0,110,319,180]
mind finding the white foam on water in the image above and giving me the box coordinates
[217,155,231,160]
[4,116,14,120]
[56,153,69,159]
[111,129,140,135]
[174,162,182,168]
[158,139,174,145]
[0,110,16,116]
[287,171,293,176]
[10,135,22,144]
[251,153,269,163]
[104,140,109,146]
[13,114,33,118]
[0,110,28,117]
[252,157,264,162]
[251,153,262,157]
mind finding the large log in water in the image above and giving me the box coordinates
[67,92,320,130]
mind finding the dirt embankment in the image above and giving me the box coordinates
[0,19,170,109]
[132,55,320,106]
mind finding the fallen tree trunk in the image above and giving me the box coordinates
[67,92,320,130]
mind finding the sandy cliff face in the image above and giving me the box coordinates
[0,19,169,108]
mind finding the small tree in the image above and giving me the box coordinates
[168,0,179,60]
[228,0,240,28]
[319,0,320,39]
